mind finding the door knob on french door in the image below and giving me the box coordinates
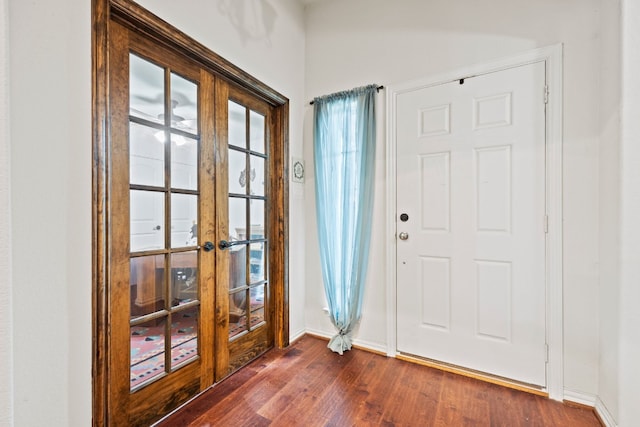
[218,239,243,250]
[398,232,409,241]
[202,241,215,252]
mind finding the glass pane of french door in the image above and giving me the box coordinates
[129,53,201,390]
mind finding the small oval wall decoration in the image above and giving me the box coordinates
[292,158,305,183]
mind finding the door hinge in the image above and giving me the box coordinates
[545,343,549,363]
[543,85,549,104]
[544,215,549,234]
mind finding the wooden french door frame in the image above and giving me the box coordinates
[92,0,289,425]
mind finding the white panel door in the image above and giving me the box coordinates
[396,62,547,386]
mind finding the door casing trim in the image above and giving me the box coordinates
[385,44,564,400]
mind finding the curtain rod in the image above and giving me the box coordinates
[309,85,384,105]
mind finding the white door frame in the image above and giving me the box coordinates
[0,0,13,423]
[385,44,564,400]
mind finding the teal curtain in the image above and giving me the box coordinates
[313,84,377,355]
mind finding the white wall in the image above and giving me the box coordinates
[618,0,640,425]
[136,0,307,341]
[304,0,601,396]
[0,0,13,424]
[7,0,305,426]
[597,0,621,421]
[9,0,91,425]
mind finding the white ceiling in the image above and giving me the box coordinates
[297,0,329,5]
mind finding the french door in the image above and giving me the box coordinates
[95,10,288,425]
[221,86,275,375]
[108,25,211,424]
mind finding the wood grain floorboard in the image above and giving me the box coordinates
[156,335,601,427]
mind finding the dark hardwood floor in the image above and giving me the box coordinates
[157,335,602,427]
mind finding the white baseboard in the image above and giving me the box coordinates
[563,389,596,406]
[563,390,617,427]
[595,397,617,427]
[289,328,306,343]
[304,328,388,355]
[304,327,333,340]
[349,338,388,355]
